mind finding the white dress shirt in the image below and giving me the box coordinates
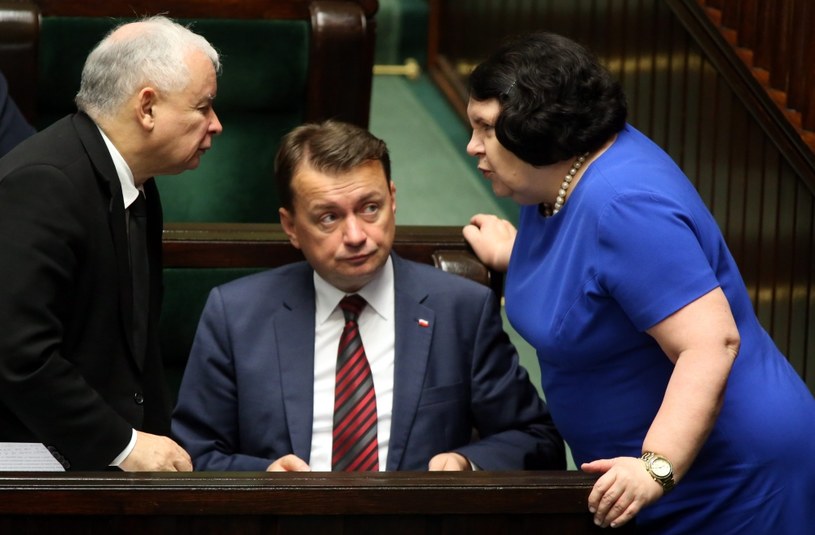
[309,256,396,471]
[97,126,139,466]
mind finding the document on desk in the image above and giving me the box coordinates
[0,443,66,471]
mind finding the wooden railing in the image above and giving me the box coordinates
[696,0,815,152]
[0,471,634,534]
[163,223,501,296]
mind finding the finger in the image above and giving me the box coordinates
[609,499,641,529]
[171,447,193,471]
[581,458,613,474]
[174,457,193,472]
[587,470,614,513]
[462,224,480,241]
[468,213,489,226]
[598,488,636,528]
[277,454,311,472]
[427,455,444,471]
[594,481,622,521]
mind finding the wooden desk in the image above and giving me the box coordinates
[0,471,633,534]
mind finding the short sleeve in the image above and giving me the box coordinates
[596,192,721,331]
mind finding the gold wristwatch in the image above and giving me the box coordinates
[640,452,675,492]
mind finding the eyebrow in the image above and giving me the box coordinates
[308,192,383,212]
[471,116,493,127]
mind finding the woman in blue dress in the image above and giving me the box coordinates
[463,32,815,533]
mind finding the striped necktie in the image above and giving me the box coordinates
[332,294,379,471]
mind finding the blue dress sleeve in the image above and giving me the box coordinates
[595,192,722,331]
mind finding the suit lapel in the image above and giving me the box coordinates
[387,256,435,470]
[274,276,317,461]
[72,113,140,367]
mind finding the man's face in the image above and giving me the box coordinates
[150,48,222,175]
[280,159,396,293]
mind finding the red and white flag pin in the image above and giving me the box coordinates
[417,318,430,328]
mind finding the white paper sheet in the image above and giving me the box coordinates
[0,443,66,471]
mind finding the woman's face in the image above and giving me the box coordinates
[466,97,554,205]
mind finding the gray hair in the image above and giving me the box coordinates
[75,15,220,119]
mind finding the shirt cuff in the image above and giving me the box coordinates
[109,429,137,467]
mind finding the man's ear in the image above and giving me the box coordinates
[279,207,300,249]
[389,181,397,216]
[137,87,158,131]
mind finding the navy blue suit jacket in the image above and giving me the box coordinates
[0,71,35,157]
[172,254,565,471]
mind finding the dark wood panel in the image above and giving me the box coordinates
[31,0,378,19]
[163,223,503,296]
[0,472,632,534]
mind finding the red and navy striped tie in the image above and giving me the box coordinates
[332,294,379,471]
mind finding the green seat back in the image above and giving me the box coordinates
[160,267,264,403]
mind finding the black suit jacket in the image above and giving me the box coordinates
[0,112,170,469]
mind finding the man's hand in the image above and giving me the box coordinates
[582,457,664,528]
[462,214,517,273]
[428,452,472,471]
[119,431,193,471]
[267,454,311,472]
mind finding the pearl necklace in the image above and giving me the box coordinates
[541,152,589,217]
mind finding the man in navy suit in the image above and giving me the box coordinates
[0,70,35,157]
[0,17,222,470]
[172,121,565,471]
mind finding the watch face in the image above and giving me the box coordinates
[651,458,671,477]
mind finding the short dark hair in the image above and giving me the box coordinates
[275,120,391,211]
[469,32,627,166]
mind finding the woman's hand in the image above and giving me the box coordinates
[582,456,663,528]
[463,213,517,272]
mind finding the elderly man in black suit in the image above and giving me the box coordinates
[0,16,222,470]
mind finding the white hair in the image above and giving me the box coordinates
[75,15,220,118]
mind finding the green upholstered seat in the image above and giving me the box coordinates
[161,267,263,403]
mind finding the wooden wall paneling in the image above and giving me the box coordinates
[737,0,758,49]
[786,175,812,376]
[769,0,790,92]
[808,217,815,389]
[724,101,749,274]
[785,0,807,112]
[754,0,774,71]
[708,76,734,224]
[631,0,655,134]
[720,0,740,30]
[612,1,636,91]
[741,121,766,308]
[773,159,796,356]
[803,3,815,131]
[682,43,704,191]
[756,141,782,332]
[695,59,719,203]
[649,1,674,151]
[664,16,690,167]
